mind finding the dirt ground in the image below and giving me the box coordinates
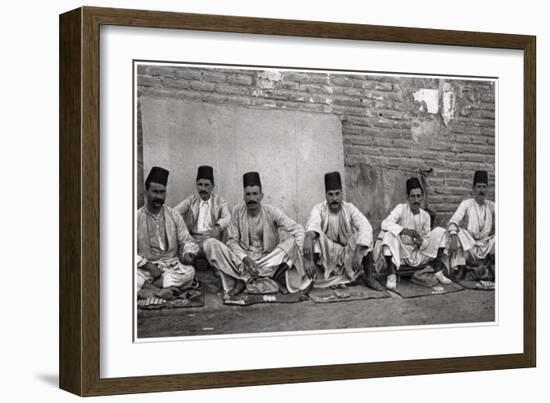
[137,269,495,338]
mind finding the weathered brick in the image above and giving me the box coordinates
[174,69,203,81]
[201,71,228,83]
[332,96,364,107]
[139,76,162,88]
[227,73,254,86]
[145,66,177,77]
[284,72,329,84]
[214,83,251,96]
[189,81,216,92]
[392,121,412,130]
[373,120,393,129]
[374,82,393,91]
[161,78,191,90]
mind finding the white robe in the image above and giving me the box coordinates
[305,201,373,288]
[374,203,446,269]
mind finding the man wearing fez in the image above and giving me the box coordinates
[203,172,312,297]
[446,170,496,281]
[375,177,451,290]
[302,171,384,291]
[174,165,231,252]
[136,166,199,299]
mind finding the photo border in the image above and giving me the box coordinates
[59,6,536,396]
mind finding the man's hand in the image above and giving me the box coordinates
[242,256,259,276]
[352,249,363,273]
[449,234,459,259]
[143,262,162,279]
[303,232,316,261]
[304,258,317,280]
[181,253,195,266]
[401,228,420,240]
[210,225,222,240]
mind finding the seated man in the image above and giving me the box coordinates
[447,170,495,281]
[136,166,199,300]
[203,171,312,297]
[302,171,384,291]
[375,177,451,290]
[174,165,231,253]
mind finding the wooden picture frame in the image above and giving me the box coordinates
[59,6,536,396]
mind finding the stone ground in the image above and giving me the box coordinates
[137,269,495,338]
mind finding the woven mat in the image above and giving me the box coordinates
[383,276,464,298]
[223,291,307,306]
[137,288,205,310]
[308,284,390,303]
[456,279,495,291]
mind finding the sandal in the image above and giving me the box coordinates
[180,289,202,300]
[386,274,397,290]
[476,280,495,290]
[137,297,167,307]
[155,288,178,300]
[334,287,350,299]
[431,285,445,294]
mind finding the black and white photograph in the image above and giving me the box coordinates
[135,62,496,339]
[3,0,544,399]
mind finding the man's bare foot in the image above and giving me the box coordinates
[364,274,385,291]
[141,281,161,290]
[228,280,246,297]
[435,270,453,285]
[155,287,178,300]
[451,266,465,281]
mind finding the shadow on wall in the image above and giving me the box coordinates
[345,164,407,235]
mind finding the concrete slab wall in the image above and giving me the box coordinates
[141,97,344,224]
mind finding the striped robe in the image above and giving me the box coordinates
[136,205,198,290]
[173,193,231,248]
[446,198,495,267]
[203,203,311,293]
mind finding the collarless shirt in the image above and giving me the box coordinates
[145,208,167,252]
[196,198,213,233]
[247,213,264,260]
[326,212,343,245]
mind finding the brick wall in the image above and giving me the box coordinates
[137,64,495,231]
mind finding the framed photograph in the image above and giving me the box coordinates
[59,6,536,396]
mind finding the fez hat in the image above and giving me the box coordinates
[243,171,262,188]
[406,177,423,195]
[473,170,488,185]
[196,165,214,184]
[324,171,342,192]
[145,166,169,187]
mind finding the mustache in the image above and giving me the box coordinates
[247,201,258,205]
[199,190,208,194]
[152,199,164,203]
